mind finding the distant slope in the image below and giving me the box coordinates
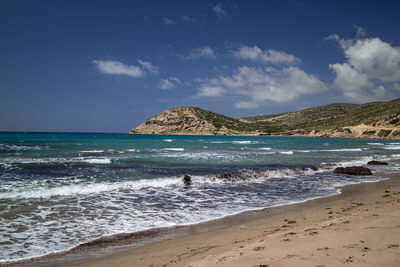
[130,99,400,138]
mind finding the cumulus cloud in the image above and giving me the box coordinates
[181,46,216,60]
[163,16,175,25]
[93,59,158,78]
[158,77,182,90]
[234,45,300,65]
[327,29,400,102]
[197,66,326,108]
[212,3,228,19]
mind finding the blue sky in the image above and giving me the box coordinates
[1,0,400,132]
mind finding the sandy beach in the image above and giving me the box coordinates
[72,173,400,267]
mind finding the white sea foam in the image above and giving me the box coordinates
[334,156,374,167]
[0,144,44,151]
[259,147,272,150]
[0,177,183,200]
[383,145,400,150]
[81,158,111,164]
[279,151,293,155]
[368,143,385,146]
[233,141,251,144]
[163,148,184,151]
[320,148,363,152]
[80,150,105,153]
[163,139,174,142]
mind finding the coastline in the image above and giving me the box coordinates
[128,132,400,140]
[73,172,400,267]
[15,172,399,267]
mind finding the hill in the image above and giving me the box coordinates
[130,99,400,139]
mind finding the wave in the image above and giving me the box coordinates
[279,150,293,155]
[232,141,260,145]
[0,156,113,169]
[210,140,261,145]
[1,166,328,200]
[0,144,45,151]
[322,148,363,152]
[0,177,183,200]
[258,147,272,150]
[163,139,174,142]
[368,143,385,146]
[383,145,400,150]
[82,158,111,164]
[162,148,184,151]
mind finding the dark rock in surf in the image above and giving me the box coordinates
[333,166,372,175]
[367,160,388,165]
[216,171,251,181]
[183,174,192,185]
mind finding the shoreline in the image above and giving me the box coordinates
[11,172,400,267]
[128,132,400,140]
[76,172,400,267]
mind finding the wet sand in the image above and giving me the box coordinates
[72,173,400,267]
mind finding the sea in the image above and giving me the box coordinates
[1,132,400,263]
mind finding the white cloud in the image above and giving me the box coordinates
[138,59,159,74]
[328,31,400,102]
[212,3,228,19]
[197,85,225,97]
[197,66,326,108]
[182,15,196,22]
[234,45,300,65]
[158,79,175,89]
[158,77,182,90]
[345,38,400,82]
[163,16,175,25]
[181,46,216,60]
[353,24,367,38]
[169,76,182,84]
[93,59,158,78]
[234,101,260,109]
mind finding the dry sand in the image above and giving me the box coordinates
[74,173,400,267]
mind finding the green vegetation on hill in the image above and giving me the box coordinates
[191,107,284,133]
[240,98,400,133]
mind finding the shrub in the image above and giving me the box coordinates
[363,130,376,136]
[378,129,392,137]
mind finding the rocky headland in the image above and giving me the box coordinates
[130,98,400,139]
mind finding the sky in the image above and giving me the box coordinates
[1,0,400,132]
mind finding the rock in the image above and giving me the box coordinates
[217,173,232,179]
[333,166,372,175]
[183,174,191,185]
[367,160,388,165]
[216,170,254,181]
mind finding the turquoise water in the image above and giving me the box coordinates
[1,132,400,262]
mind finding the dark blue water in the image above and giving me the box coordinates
[1,132,399,262]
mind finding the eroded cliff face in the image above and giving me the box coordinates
[131,107,230,135]
[305,124,400,139]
